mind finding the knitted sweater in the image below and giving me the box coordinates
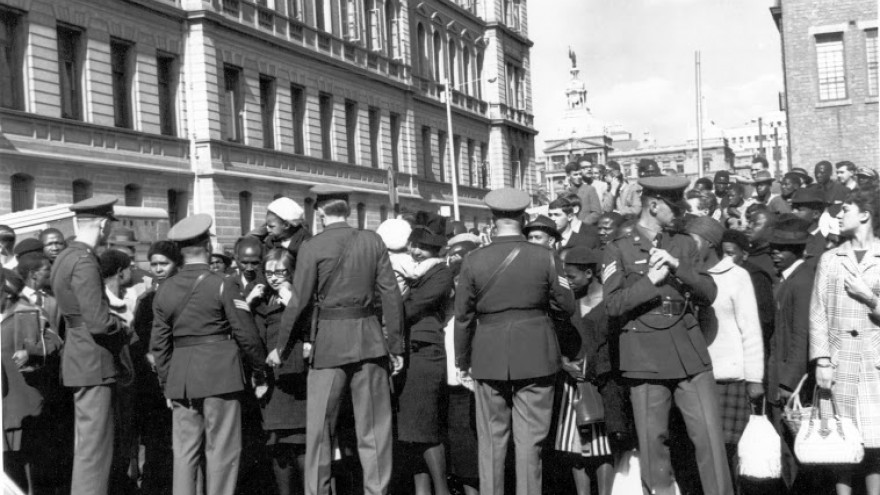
[706,257,764,383]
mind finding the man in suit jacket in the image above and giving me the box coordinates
[455,188,576,495]
[547,196,600,252]
[234,236,268,306]
[49,196,124,495]
[151,214,268,495]
[764,216,816,488]
[603,177,731,495]
[564,161,602,225]
[268,185,404,495]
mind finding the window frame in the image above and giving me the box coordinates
[259,75,276,149]
[57,24,84,121]
[223,65,245,142]
[0,7,25,111]
[815,32,848,102]
[157,52,178,136]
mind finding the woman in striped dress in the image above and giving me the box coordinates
[554,247,616,495]
[811,187,880,495]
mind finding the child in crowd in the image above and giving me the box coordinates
[376,219,443,297]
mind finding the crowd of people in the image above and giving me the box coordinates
[1,155,879,495]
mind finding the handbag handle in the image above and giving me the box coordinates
[785,373,809,411]
[807,386,847,440]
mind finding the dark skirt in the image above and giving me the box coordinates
[447,386,479,480]
[261,371,308,439]
[718,380,750,444]
[397,342,446,444]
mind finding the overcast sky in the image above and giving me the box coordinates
[530,0,784,151]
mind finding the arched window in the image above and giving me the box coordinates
[432,30,442,81]
[385,0,399,59]
[447,38,456,86]
[124,183,142,207]
[11,173,34,212]
[417,23,427,77]
[239,191,253,235]
[462,49,470,95]
[357,202,366,230]
[72,179,92,203]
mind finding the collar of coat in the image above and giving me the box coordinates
[834,238,880,271]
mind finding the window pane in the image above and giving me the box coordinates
[11,173,34,212]
[816,33,846,101]
[158,54,176,136]
[57,26,82,120]
[320,93,333,159]
[0,9,23,110]
[223,66,243,142]
[291,85,305,154]
[390,113,400,172]
[345,99,358,164]
[111,40,132,128]
[868,29,878,97]
[260,76,275,149]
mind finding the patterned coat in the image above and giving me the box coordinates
[809,239,880,447]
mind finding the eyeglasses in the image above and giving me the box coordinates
[266,269,290,278]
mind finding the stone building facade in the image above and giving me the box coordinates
[0,0,537,245]
[771,0,878,171]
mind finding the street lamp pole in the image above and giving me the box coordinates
[444,77,461,221]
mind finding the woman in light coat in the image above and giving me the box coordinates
[686,217,764,485]
[812,187,880,495]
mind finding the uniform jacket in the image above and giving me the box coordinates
[276,222,404,369]
[602,227,717,380]
[254,294,307,431]
[49,241,124,387]
[405,262,454,346]
[766,260,815,402]
[151,264,267,399]
[809,239,880,368]
[454,235,576,380]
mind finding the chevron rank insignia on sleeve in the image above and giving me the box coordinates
[603,262,617,281]
[558,276,571,290]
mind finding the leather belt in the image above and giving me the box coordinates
[319,306,374,320]
[478,309,544,325]
[174,334,231,348]
[645,299,687,317]
[64,315,85,328]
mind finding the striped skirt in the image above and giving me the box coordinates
[554,378,612,457]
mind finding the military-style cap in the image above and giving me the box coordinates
[714,170,731,185]
[790,186,825,206]
[562,245,602,266]
[639,176,690,212]
[484,188,530,213]
[768,215,811,246]
[753,170,774,183]
[167,213,213,247]
[70,194,118,220]
[790,167,814,185]
[856,166,879,179]
[311,184,351,204]
[13,238,44,257]
[523,215,561,241]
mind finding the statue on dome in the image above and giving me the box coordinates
[568,46,577,69]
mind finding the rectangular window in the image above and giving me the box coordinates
[57,25,83,120]
[0,8,24,110]
[289,0,303,21]
[111,39,133,128]
[369,106,380,168]
[453,135,461,184]
[390,112,400,172]
[867,29,878,97]
[315,0,326,31]
[467,139,475,186]
[290,84,305,154]
[259,75,275,149]
[157,53,177,136]
[167,189,188,225]
[319,92,333,159]
[345,99,358,164]
[223,66,244,142]
[421,126,432,179]
[438,130,447,182]
[816,32,847,101]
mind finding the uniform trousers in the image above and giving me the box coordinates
[70,384,115,495]
[171,393,241,495]
[630,370,733,495]
[473,375,555,495]
[305,358,393,495]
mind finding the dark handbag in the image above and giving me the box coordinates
[575,360,605,426]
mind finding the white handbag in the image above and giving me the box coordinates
[794,388,865,465]
[737,401,782,479]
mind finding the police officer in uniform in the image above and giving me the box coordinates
[267,184,404,495]
[455,188,576,495]
[150,214,268,495]
[602,176,732,495]
[49,195,124,495]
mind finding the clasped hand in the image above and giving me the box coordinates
[646,248,679,285]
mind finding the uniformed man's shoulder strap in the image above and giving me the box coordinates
[317,230,359,302]
[475,244,522,303]
[168,271,212,326]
